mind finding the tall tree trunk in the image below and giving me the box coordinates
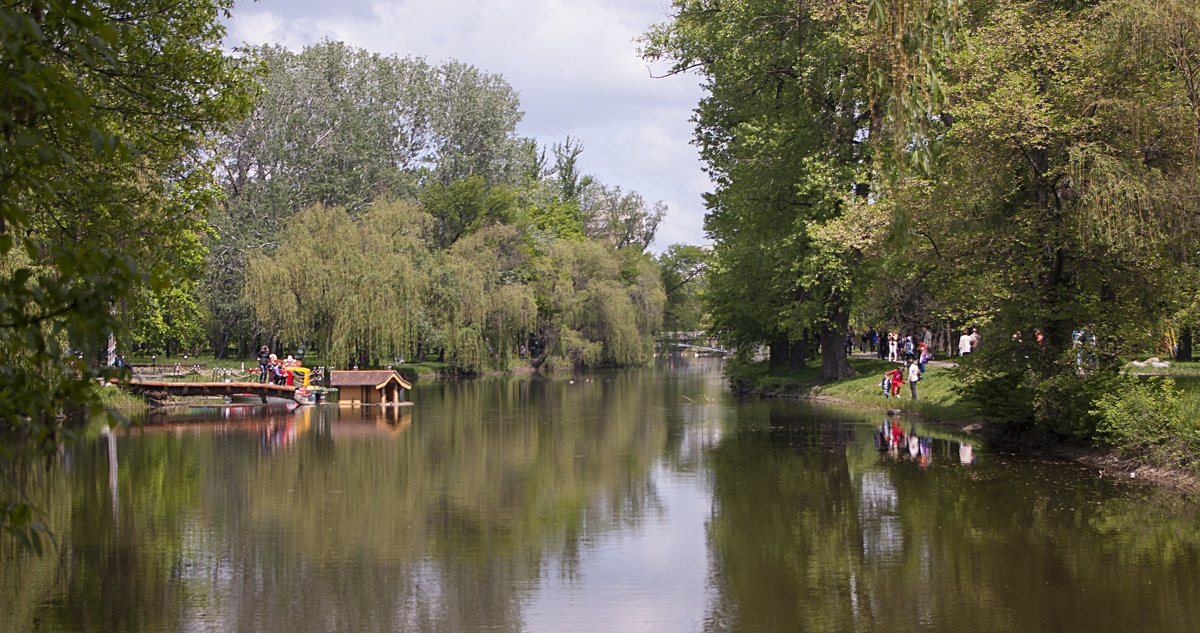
[788,338,807,371]
[819,311,855,381]
[769,336,789,371]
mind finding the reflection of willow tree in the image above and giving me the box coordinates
[2,383,671,632]
[213,373,669,630]
[704,417,1200,633]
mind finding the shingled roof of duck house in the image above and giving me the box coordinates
[329,370,413,405]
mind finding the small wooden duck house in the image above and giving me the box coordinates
[329,370,413,405]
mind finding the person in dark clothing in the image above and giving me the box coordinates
[256,345,271,383]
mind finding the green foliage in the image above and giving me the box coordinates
[206,42,528,355]
[421,176,518,248]
[1093,377,1200,470]
[532,241,664,369]
[127,284,209,356]
[642,0,888,378]
[1,0,252,550]
[244,200,427,371]
[657,244,709,332]
[209,40,670,368]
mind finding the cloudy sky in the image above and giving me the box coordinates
[223,0,711,251]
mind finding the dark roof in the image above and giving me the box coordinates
[329,370,413,390]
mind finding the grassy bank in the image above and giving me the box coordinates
[729,357,976,422]
[811,358,976,421]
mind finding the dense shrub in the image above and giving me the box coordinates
[1092,377,1199,471]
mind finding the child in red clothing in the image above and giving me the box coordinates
[886,366,905,398]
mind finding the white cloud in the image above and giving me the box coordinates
[225,0,710,251]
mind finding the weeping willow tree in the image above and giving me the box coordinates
[428,224,537,373]
[244,200,428,367]
[532,241,664,369]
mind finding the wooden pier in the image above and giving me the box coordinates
[123,379,303,404]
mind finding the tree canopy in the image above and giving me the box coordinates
[204,42,672,373]
[645,0,1200,434]
[1,0,253,550]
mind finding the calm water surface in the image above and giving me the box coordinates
[2,358,1198,632]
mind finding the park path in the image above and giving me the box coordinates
[848,351,958,368]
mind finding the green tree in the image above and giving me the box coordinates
[643,0,886,378]
[531,241,664,369]
[420,175,518,249]
[244,200,431,370]
[1,0,252,549]
[891,0,1200,434]
[428,224,537,372]
[657,244,709,333]
[207,42,527,357]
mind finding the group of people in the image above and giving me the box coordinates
[841,323,991,400]
[850,327,937,401]
[256,345,301,385]
[881,357,925,400]
[958,327,980,357]
[849,327,936,363]
[850,325,983,360]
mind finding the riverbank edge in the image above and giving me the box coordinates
[731,369,1200,494]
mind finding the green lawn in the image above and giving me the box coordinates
[729,356,975,422]
[810,358,976,421]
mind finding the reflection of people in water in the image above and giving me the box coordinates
[874,422,963,469]
[959,442,975,464]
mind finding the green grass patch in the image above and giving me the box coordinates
[812,358,975,421]
[94,383,150,412]
[730,357,976,422]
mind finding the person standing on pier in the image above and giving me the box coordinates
[256,345,271,383]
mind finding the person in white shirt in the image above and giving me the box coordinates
[958,330,972,357]
[907,359,922,400]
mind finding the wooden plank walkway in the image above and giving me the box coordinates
[124,379,301,403]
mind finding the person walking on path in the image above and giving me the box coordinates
[256,345,271,383]
[907,359,922,400]
[958,330,973,357]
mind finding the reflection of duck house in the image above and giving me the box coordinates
[329,370,413,405]
[330,407,412,437]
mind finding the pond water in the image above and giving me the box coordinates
[2,358,1198,632]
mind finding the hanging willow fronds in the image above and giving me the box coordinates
[862,0,962,177]
[244,200,428,366]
